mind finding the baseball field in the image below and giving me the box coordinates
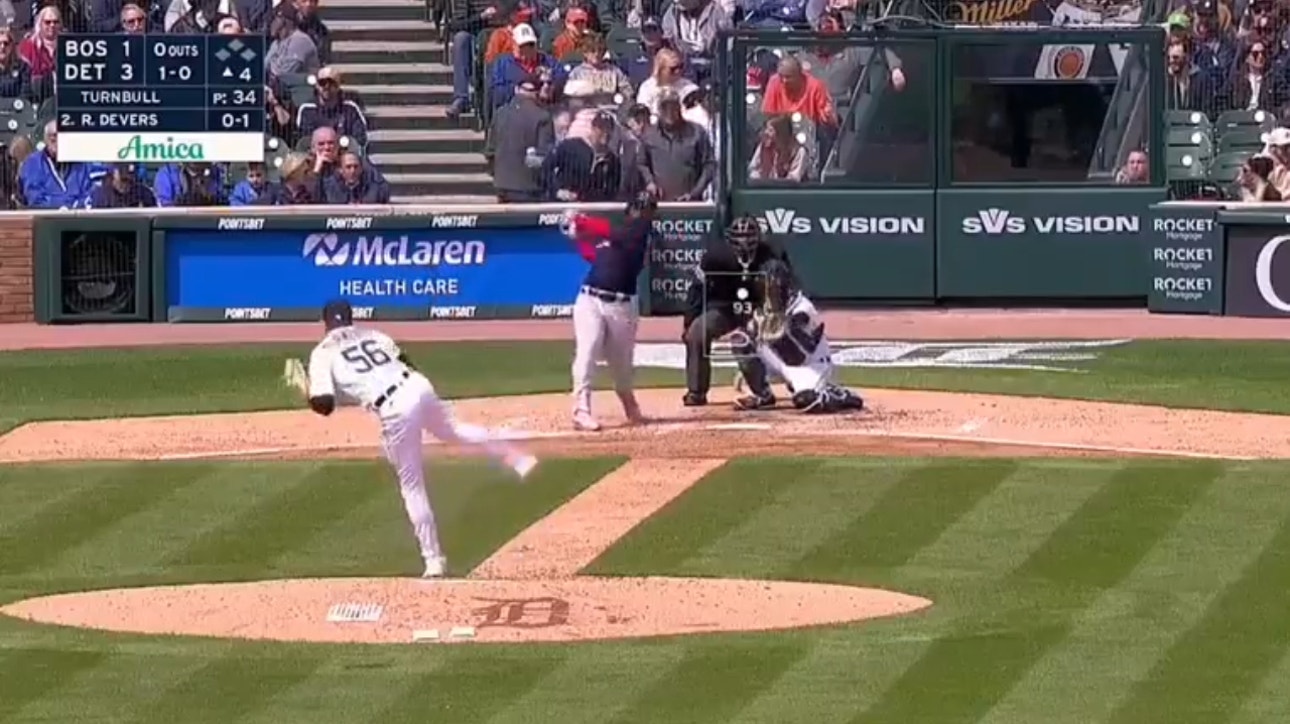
[2,312,1290,723]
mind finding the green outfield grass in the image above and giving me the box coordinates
[3,457,1290,722]
[1,339,1290,434]
[3,339,1290,722]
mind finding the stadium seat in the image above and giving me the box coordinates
[1165,146,1208,181]
[1218,127,1268,153]
[1216,108,1275,134]
[1165,109,1214,133]
[265,136,289,180]
[1209,150,1251,198]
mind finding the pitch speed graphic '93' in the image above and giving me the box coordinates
[55,33,265,163]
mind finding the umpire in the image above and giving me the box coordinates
[681,214,791,406]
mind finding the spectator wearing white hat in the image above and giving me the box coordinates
[1261,126,1290,197]
[490,22,567,109]
[296,67,369,150]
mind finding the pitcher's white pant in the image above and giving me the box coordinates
[570,289,639,416]
[377,372,523,568]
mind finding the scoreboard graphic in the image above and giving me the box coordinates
[55,34,266,163]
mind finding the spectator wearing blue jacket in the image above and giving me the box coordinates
[154,163,227,206]
[229,162,269,205]
[88,164,157,208]
[324,152,390,204]
[295,67,369,150]
[19,122,105,209]
[490,23,566,109]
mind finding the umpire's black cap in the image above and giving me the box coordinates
[322,298,353,330]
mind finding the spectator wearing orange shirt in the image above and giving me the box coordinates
[552,7,590,61]
[761,56,837,127]
[485,1,538,66]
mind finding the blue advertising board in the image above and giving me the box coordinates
[162,226,593,321]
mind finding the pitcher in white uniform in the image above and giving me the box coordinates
[306,299,538,578]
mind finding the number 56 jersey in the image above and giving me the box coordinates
[308,326,411,409]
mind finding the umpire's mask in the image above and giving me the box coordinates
[725,215,762,268]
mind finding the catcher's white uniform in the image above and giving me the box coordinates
[307,326,536,578]
[750,290,835,393]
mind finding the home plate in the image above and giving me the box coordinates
[707,423,774,431]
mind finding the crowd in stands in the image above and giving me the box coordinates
[450,0,906,203]
[0,0,389,209]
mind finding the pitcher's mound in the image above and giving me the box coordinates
[1,577,932,644]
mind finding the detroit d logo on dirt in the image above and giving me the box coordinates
[472,597,570,628]
[303,233,349,266]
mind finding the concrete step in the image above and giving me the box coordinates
[370,127,485,154]
[348,83,455,106]
[322,2,426,22]
[392,194,499,204]
[330,40,443,65]
[328,20,438,43]
[388,173,495,196]
[370,151,488,173]
[366,104,461,130]
[334,63,453,86]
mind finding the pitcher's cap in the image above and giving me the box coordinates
[323,298,354,329]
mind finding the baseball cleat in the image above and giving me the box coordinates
[422,556,448,578]
[513,454,538,480]
[572,411,602,431]
[682,392,707,407]
[734,393,777,411]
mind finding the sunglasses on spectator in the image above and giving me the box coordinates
[123,16,144,24]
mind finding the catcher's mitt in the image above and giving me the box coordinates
[752,258,794,342]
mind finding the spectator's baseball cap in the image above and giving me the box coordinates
[641,16,662,32]
[1194,0,1218,17]
[509,0,535,20]
[1166,10,1190,28]
[322,299,354,329]
[512,22,538,45]
[274,2,299,22]
[1268,127,1290,146]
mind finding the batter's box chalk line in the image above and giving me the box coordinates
[326,602,384,623]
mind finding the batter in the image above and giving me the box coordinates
[562,193,655,431]
[305,299,538,578]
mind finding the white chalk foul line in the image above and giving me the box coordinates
[818,429,1257,461]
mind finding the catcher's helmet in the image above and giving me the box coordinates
[626,192,658,216]
[725,214,763,266]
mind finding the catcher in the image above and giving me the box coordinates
[730,259,865,413]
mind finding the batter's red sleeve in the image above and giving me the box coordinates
[572,214,613,262]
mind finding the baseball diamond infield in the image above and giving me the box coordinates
[1,310,1289,647]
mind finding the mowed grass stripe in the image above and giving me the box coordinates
[979,464,1290,724]
[852,461,1219,724]
[235,653,451,724]
[726,629,939,724]
[1229,648,1290,724]
[730,463,1118,724]
[484,643,687,724]
[587,458,821,575]
[609,638,811,724]
[169,462,385,570]
[139,652,328,723]
[676,460,914,578]
[785,460,1018,581]
[6,651,211,723]
[898,461,1119,585]
[1107,470,1290,723]
[0,465,123,533]
[373,649,568,724]
[42,464,318,582]
[0,647,110,719]
[0,464,215,576]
